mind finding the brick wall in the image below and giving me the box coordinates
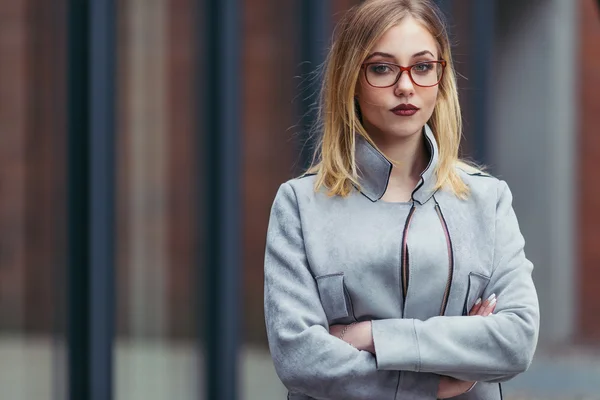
[165,0,196,339]
[242,0,362,345]
[0,0,66,333]
[578,0,600,342]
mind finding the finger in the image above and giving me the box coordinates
[477,293,496,316]
[481,296,497,316]
[484,299,497,316]
[468,298,482,316]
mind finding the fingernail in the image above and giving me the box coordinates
[475,298,482,306]
[489,298,497,307]
[486,293,496,302]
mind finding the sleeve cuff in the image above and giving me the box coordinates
[371,318,421,371]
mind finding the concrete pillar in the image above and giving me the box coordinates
[489,0,577,344]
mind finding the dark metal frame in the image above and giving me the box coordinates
[88,0,116,397]
[469,0,495,164]
[200,0,243,399]
[68,0,116,399]
[433,0,453,19]
[434,0,493,164]
[67,0,91,397]
[297,0,331,172]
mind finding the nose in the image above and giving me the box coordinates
[394,70,415,97]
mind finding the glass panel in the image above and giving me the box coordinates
[0,1,68,399]
[115,0,201,398]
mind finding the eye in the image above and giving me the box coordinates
[412,62,435,74]
[368,64,394,75]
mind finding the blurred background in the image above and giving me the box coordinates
[0,0,599,399]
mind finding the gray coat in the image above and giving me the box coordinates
[263,125,540,400]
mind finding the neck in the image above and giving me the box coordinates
[369,128,429,182]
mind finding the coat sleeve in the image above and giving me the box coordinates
[370,180,540,383]
[264,182,437,399]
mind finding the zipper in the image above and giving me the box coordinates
[401,204,417,312]
[435,201,454,316]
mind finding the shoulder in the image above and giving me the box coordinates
[453,163,510,207]
[284,173,318,193]
[275,173,318,200]
[271,173,319,207]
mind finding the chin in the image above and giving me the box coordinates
[363,114,427,140]
[384,119,425,138]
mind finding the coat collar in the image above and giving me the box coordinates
[355,124,439,204]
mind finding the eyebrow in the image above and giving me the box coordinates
[365,50,436,61]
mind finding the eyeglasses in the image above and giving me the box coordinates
[361,60,447,88]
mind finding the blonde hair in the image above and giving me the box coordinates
[305,0,477,199]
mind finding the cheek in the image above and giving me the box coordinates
[356,82,388,110]
[420,87,439,112]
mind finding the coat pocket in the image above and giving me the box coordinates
[315,272,356,322]
[463,272,491,315]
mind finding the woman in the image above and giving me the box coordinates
[263,0,539,399]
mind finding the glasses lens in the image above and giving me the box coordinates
[365,63,401,87]
[410,62,442,87]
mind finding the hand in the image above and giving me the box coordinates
[468,293,497,316]
[329,321,374,352]
[438,376,477,399]
[437,293,497,398]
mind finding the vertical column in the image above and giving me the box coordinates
[200,0,242,399]
[89,0,116,398]
[469,0,494,163]
[578,0,600,342]
[68,0,116,398]
[434,0,492,162]
[434,0,453,19]
[67,0,91,397]
[116,0,171,397]
[122,0,168,342]
[489,0,576,344]
[297,0,331,172]
[544,0,577,344]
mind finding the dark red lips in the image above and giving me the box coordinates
[391,103,419,116]
[391,103,419,111]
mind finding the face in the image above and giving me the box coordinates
[356,16,441,141]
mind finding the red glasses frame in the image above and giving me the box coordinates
[361,60,447,88]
